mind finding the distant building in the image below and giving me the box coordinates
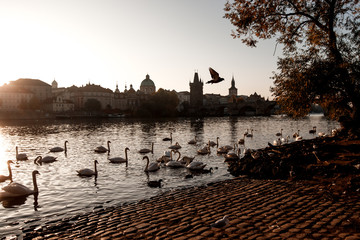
[10,78,52,101]
[45,95,75,112]
[67,83,113,110]
[189,72,203,108]
[229,76,238,97]
[140,74,156,94]
[0,85,33,110]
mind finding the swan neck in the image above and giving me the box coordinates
[16,147,18,157]
[33,172,38,193]
[125,148,128,167]
[8,162,12,181]
[64,141,68,153]
[107,141,111,153]
[94,161,98,176]
[151,143,153,154]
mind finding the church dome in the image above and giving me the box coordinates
[141,74,155,87]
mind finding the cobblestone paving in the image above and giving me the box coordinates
[26,178,360,239]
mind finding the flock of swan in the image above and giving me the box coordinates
[0,125,336,199]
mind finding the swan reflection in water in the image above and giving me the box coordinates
[0,192,39,210]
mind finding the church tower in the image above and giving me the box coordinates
[229,75,238,97]
[189,72,203,108]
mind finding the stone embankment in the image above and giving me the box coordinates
[25,177,360,239]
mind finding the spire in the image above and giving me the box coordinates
[231,75,235,88]
[193,72,200,83]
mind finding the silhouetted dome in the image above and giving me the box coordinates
[141,74,155,87]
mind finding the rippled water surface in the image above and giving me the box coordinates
[0,115,338,237]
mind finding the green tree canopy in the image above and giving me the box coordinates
[224,0,360,133]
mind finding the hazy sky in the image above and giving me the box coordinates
[0,0,281,98]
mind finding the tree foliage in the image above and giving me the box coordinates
[224,0,360,130]
[136,89,179,117]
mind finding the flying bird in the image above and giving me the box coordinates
[206,67,224,84]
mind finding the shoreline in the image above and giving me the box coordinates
[23,177,360,239]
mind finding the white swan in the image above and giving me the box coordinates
[50,140,68,153]
[143,156,160,172]
[16,146,28,161]
[1,170,40,198]
[273,138,281,146]
[77,160,98,177]
[246,129,254,138]
[208,137,219,147]
[34,156,57,165]
[0,160,13,183]
[139,143,154,154]
[309,126,317,134]
[188,136,197,145]
[186,160,206,171]
[276,129,283,136]
[163,133,172,141]
[293,130,300,138]
[94,141,111,153]
[166,150,184,168]
[109,147,130,167]
[169,142,181,150]
[238,134,246,145]
[197,141,211,155]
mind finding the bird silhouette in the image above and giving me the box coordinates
[206,67,224,84]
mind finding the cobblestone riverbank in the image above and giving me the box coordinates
[24,177,360,240]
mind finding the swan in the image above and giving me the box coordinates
[197,142,211,155]
[1,170,40,198]
[295,135,303,141]
[34,156,57,165]
[166,150,184,168]
[16,146,28,161]
[94,141,111,153]
[143,156,160,172]
[293,130,300,138]
[217,146,229,154]
[280,136,290,144]
[157,150,171,163]
[77,160,98,177]
[238,134,246,145]
[139,143,154,154]
[147,179,162,188]
[246,129,254,137]
[163,133,172,141]
[224,148,240,161]
[309,126,317,134]
[169,142,181,150]
[273,138,281,146]
[50,140,68,153]
[188,136,197,145]
[208,137,219,147]
[186,160,206,171]
[179,156,195,165]
[201,167,213,174]
[0,160,13,183]
[109,147,130,167]
[318,132,326,137]
[276,129,283,136]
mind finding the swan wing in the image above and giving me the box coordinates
[109,157,126,163]
[148,162,159,172]
[17,154,28,160]
[49,147,63,152]
[42,156,57,163]
[166,161,184,168]
[94,146,107,153]
[77,168,95,176]
[2,182,31,195]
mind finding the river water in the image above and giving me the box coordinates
[0,115,339,238]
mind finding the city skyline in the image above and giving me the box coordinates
[0,0,281,99]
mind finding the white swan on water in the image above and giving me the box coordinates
[0,160,13,183]
[34,156,57,165]
[139,143,154,154]
[166,150,184,168]
[109,147,130,167]
[77,160,98,177]
[16,146,28,161]
[95,141,111,153]
[50,140,68,153]
[0,170,40,198]
[143,156,160,172]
